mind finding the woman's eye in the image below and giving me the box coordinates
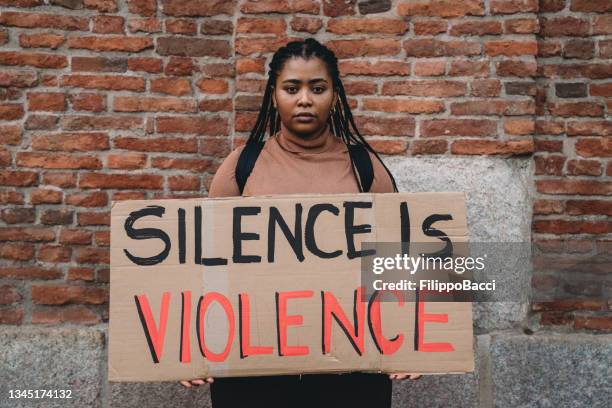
[313,87,325,93]
[286,87,297,93]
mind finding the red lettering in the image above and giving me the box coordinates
[368,290,405,355]
[276,290,313,356]
[417,290,454,352]
[134,292,171,363]
[196,292,235,362]
[322,287,365,356]
[239,293,273,358]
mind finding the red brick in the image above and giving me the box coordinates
[113,96,196,113]
[0,51,67,69]
[410,140,448,155]
[168,175,200,191]
[495,60,537,77]
[151,157,213,173]
[362,99,444,114]
[156,116,228,135]
[339,60,410,77]
[575,137,612,157]
[0,266,61,279]
[412,60,445,76]
[0,243,34,261]
[128,0,156,16]
[32,285,108,305]
[326,39,401,58]
[68,36,152,52]
[451,99,534,116]
[566,200,612,216]
[0,11,88,31]
[128,57,163,74]
[451,139,534,155]
[16,152,101,170]
[196,79,229,94]
[505,18,539,34]
[150,77,192,96]
[571,0,612,12]
[65,192,108,208]
[32,132,109,152]
[164,56,197,76]
[0,125,22,145]
[78,212,110,226]
[127,17,161,34]
[112,191,146,201]
[382,80,466,97]
[69,94,107,112]
[68,267,95,282]
[549,102,604,117]
[32,306,100,325]
[448,59,488,77]
[471,79,502,97]
[534,220,612,234]
[566,121,611,137]
[61,75,145,92]
[574,316,612,331]
[541,17,590,37]
[74,247,109,264]
[397,0,485,18]
[95,230,110,246]
[107,153,147,169]
[200,19,233,35]
[79,173,163,190]
[40,209,73,225]
[42,172,76,188]
[485,40,537,57]
[367,139,408,155]
[532,299,605,312]
[450,21,502,36]
[114,136,197,153]
[567,160,602,176]
[327,18,408,35]
[0,285,22,305]
[354,116,415,137]
[199,99,232,112]
[490,0,538,14]
[404,39,481,57]
[535,155,564,175]
[537,179,612,195]
[290,17,322,34]
[413,20,448,35]
[19,32,65,49]
[59,229,92,245]
[421,119,496,137]
[0,170,38,187]
[93,15,125,34]
[0,308,24,325]
[534,199,564,215]
[237,17,286,35]
[156,37,229,57]
[37,244,71,263]
[0,103,24,120]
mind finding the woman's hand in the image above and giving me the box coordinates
[389,373,422,380]
[179,377,214,388]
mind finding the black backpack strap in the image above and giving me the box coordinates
[235,141,264,195]
[348,144,374,193]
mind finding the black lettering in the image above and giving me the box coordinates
[123,205,170,266]
[268,205,304,263]
[233,207,262,263]
[305,204,342,259]
[344,201,375,260]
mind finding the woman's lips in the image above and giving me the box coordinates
[295,114,316,122]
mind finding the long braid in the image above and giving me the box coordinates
[246,38,399,193]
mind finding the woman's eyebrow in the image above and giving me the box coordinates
[282,78,328,84]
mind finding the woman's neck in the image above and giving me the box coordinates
[276,124,334,154]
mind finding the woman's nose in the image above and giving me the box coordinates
[297,89,312,106]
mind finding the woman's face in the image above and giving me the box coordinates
[273,57,336,138]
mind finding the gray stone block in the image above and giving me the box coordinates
[392,335,484,408]
[109,382,211,408]
[0,327,104,408]
[387,156,534,331]
[490,332,612,408]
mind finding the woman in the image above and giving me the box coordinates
[180,38,421,407]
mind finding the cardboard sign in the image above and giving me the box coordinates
[109,192,474,381]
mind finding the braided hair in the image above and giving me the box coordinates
[245,38,398,193]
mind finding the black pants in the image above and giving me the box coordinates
[210,373,392,408]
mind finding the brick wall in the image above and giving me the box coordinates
[0,1,609,331]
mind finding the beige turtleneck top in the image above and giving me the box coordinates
[208,125,395,197]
